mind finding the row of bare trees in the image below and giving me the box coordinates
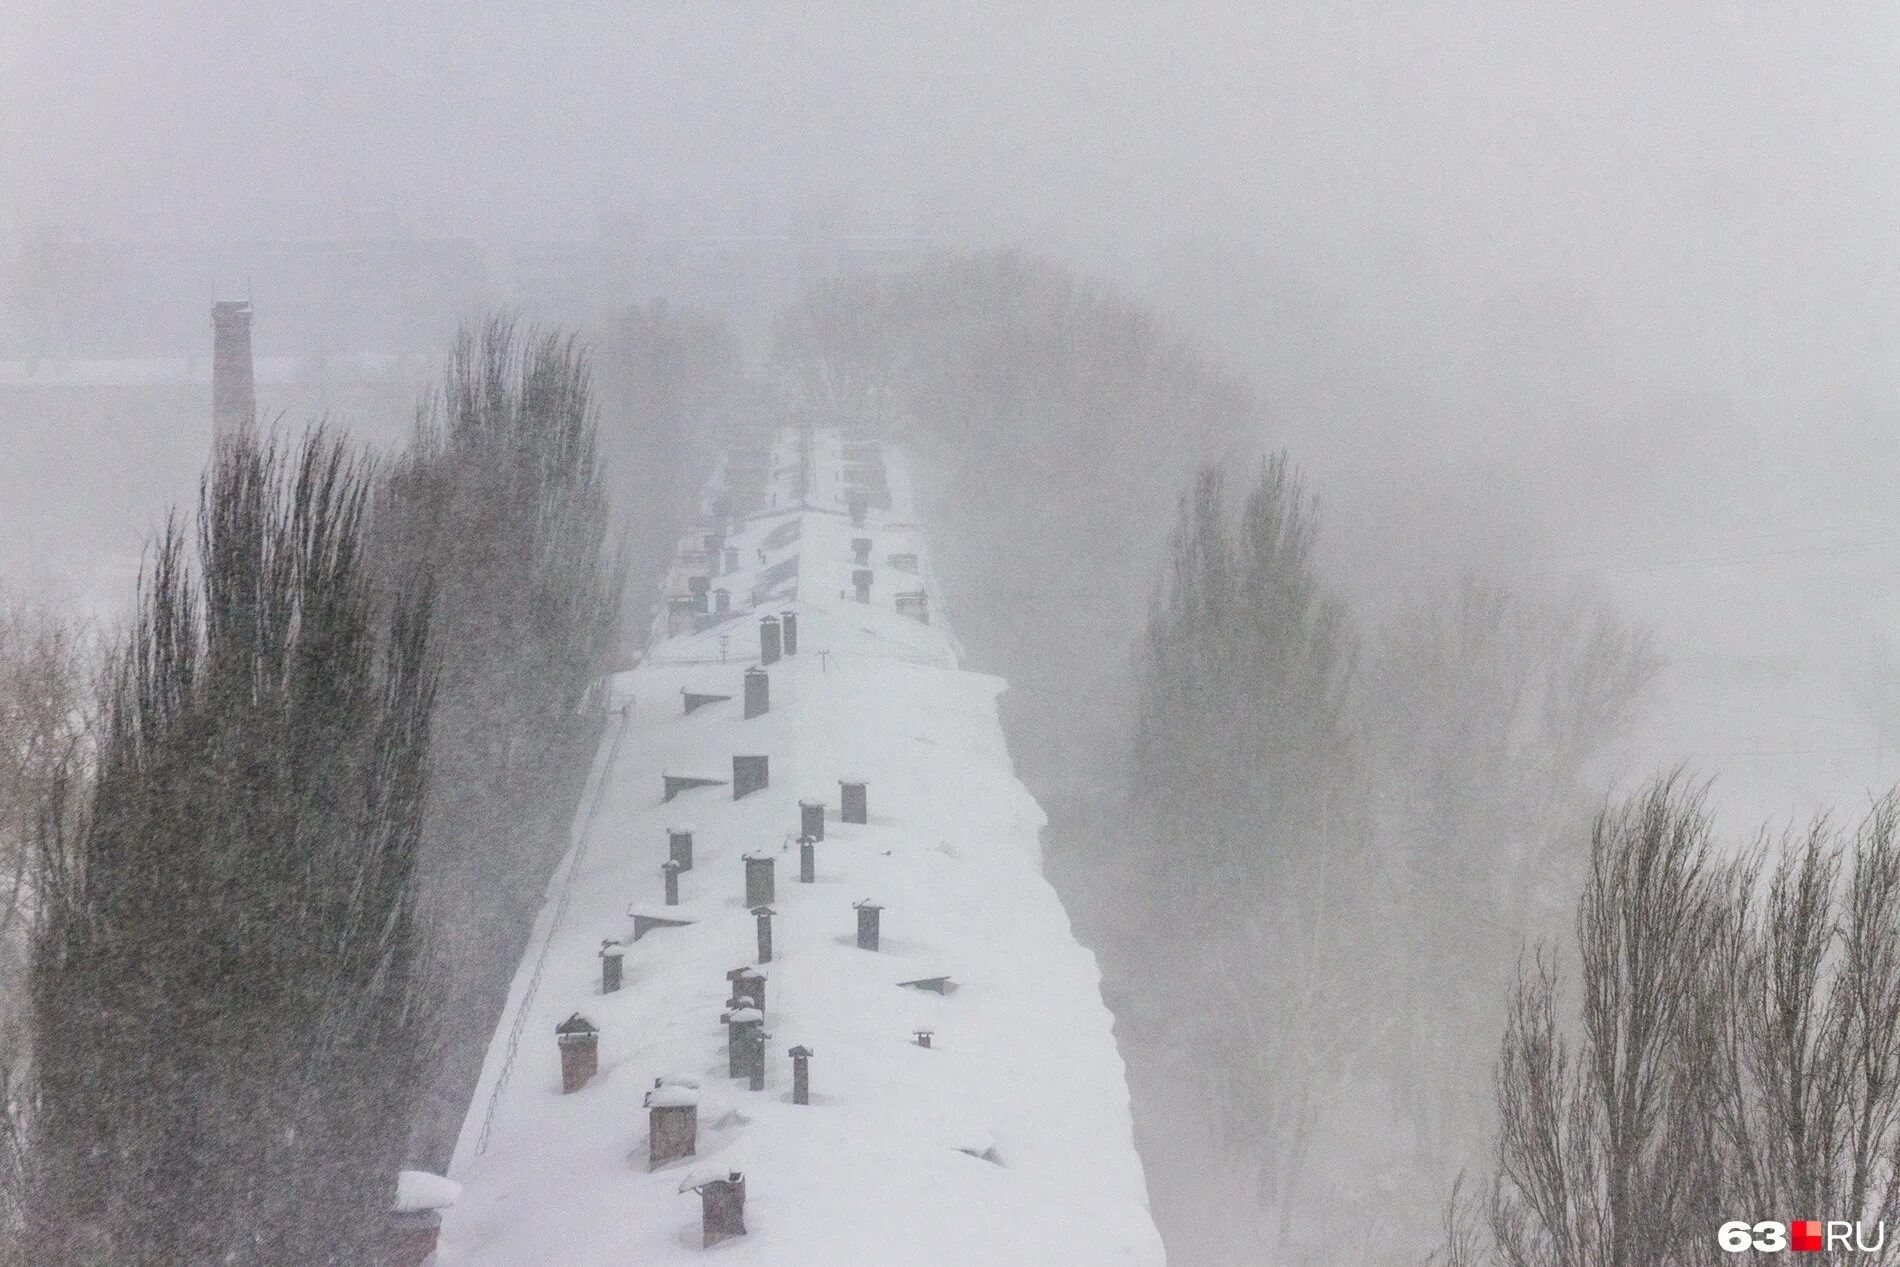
[1437,775,1900,1267]
[7,433,438,1266]
[1128,453,1661,1265]
[0,596,89,1251]
[374,319,620,1164]
[0,314,635,1262]
[769,255,1665,1263]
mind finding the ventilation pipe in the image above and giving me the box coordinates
[753,906,775,964]
[852,568,872,603]
[742,666,768,719]
[799,835,816,884]
[668,595,696,637]
[669,827,694,871]
[852,537,872,566]
[599,940,624,994]
[714,587,731,615]
[759,615,782,665]
[913,1028,934,1049]
[663,859,682,906]
[789,1045,813,1105]
[746,1033,767,1091]
[848,489,868,525]
[780,610,798,654]
[556,1014,599,1093]
[722,545,739,574]
[723,1005,764,1081]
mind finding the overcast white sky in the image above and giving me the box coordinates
[5,1,1900,823]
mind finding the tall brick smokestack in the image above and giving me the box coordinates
[211,300,256,449]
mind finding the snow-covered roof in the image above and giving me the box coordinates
[441,428,1161,1266]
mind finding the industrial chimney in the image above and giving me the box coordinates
[210,300,256,451]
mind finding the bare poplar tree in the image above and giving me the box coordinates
[0,596,90,1256]
[1369,579,1659,1178]
[1440,781,1900,1267]
[374,317,619,1164]
[1133,455,1365,1251]
[8,431,436,1267]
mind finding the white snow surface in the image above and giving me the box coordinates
[396,1171,463,1214]
[441,428,1163,1266]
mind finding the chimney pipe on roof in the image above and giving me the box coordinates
[744,854,775,908]
[555,1015,599,1093]
[854,900,883,951]
[799,800,825,842]
[723,1005,764,1081]
[690,1171,747,1247]
[599,940,624,994]
[840,779,868,825]
[852,569,872,603]
[646,1080,699,1169]
[759,615,782,665]
[726,967,766,1012]
[789,1045,813,1105]
[852,537,872,566]
[210,300,256,451]
[733,754,769,799]
[799,835,816,884]
[753,906,775,964]
[663,859,682,906]
[668,827,694,871]
[742,666,768,719]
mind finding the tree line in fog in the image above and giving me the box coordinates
[770,253,1900,1266]
[4,251,1896,1265]
[0,309,731,1264]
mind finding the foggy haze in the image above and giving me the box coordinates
[4,5,1899,1263]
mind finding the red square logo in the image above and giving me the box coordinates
[1792,1221,1823,1252]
